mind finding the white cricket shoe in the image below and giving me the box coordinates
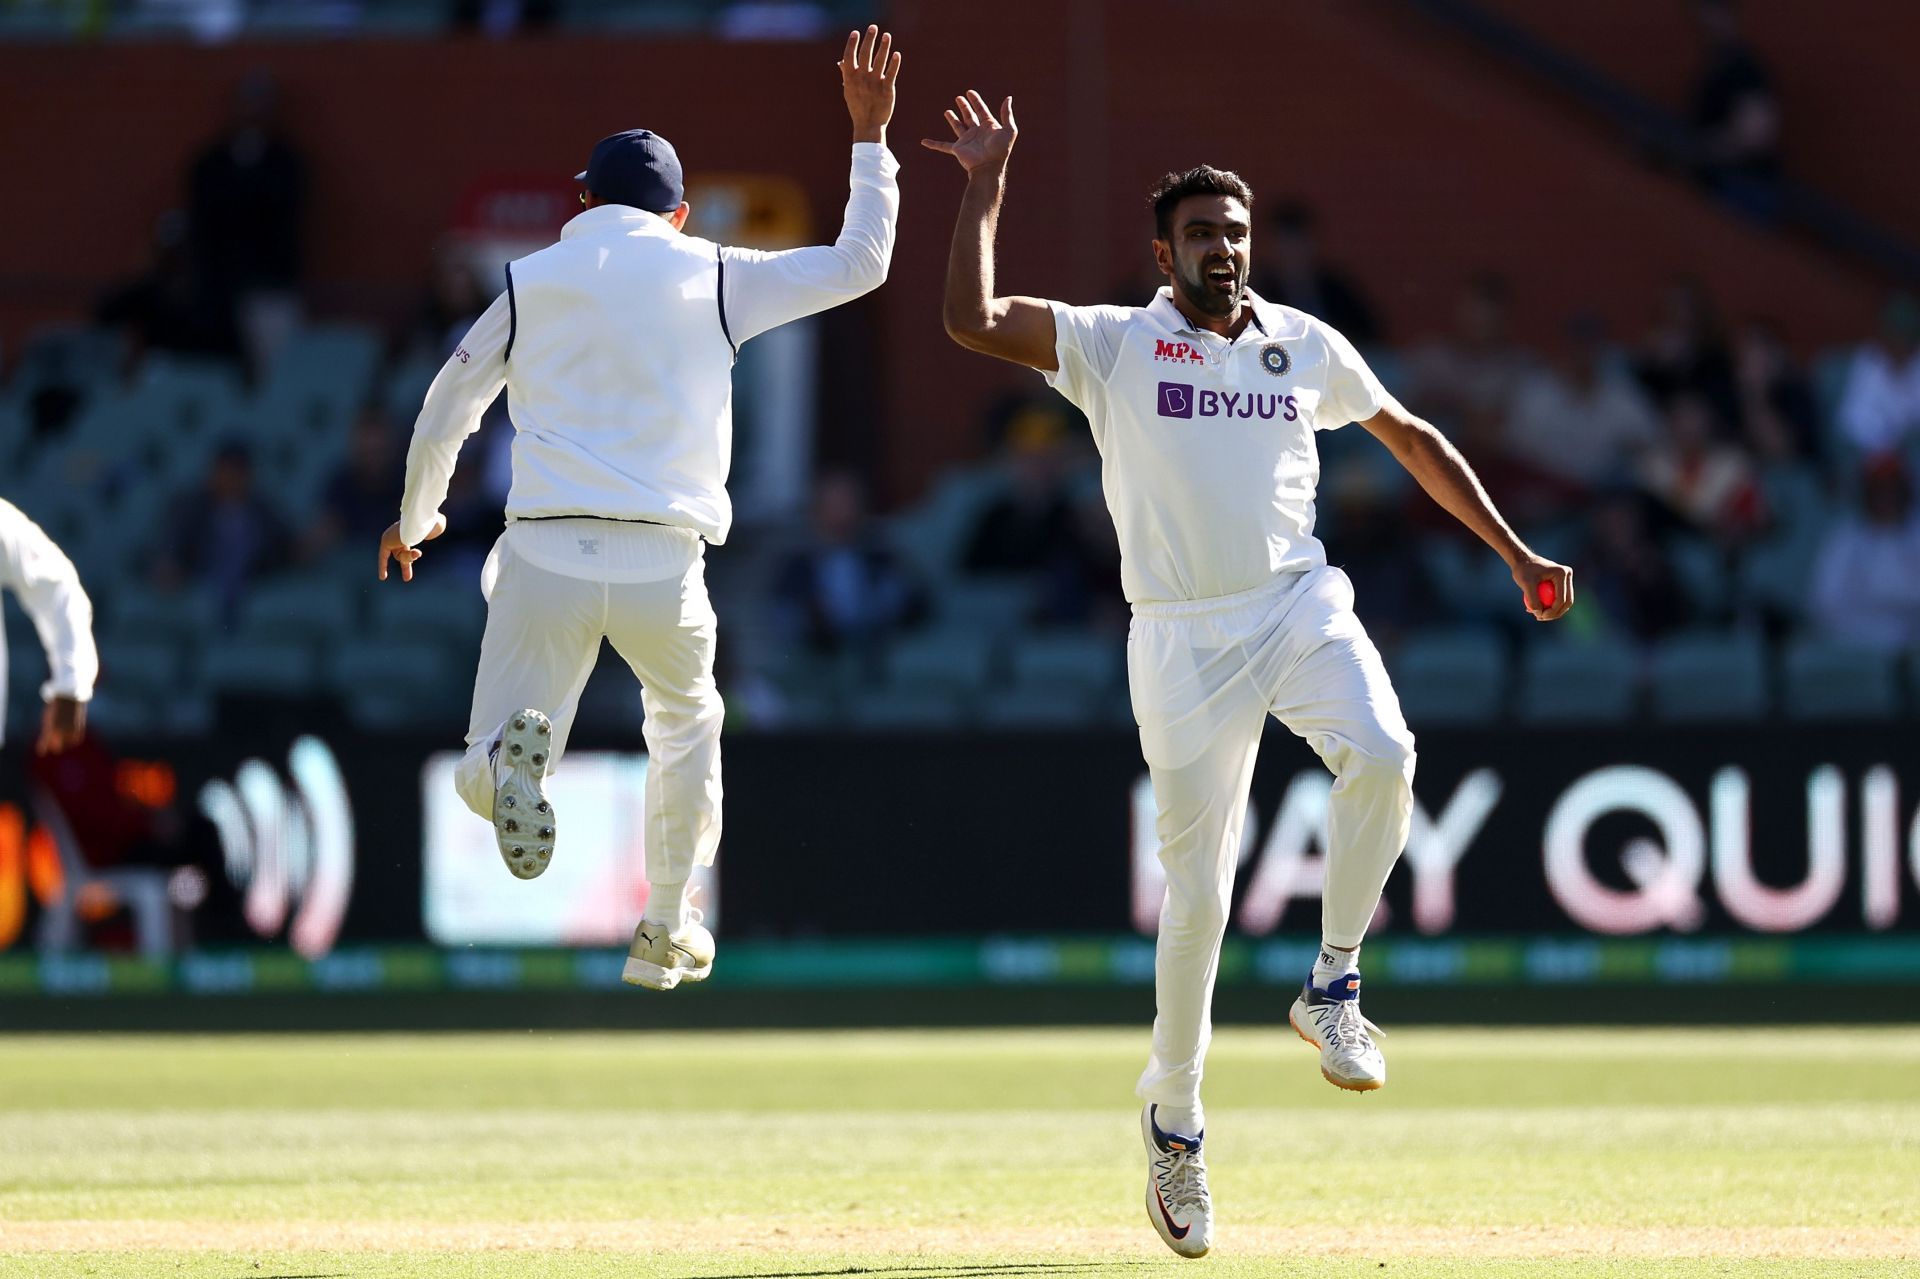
[492,709,555,881]
[1288,971,1387,1091]
[1141,1105,1212,1258]
[623,909,715,991]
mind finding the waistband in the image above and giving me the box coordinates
[1130,568,1310,621]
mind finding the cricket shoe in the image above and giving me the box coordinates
[492,709,555,880]
[1141,1105,1212,1258]
[623,909,715,991]
[1289,971,1386,1091]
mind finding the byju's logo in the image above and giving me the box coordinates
[1154,381,1300,423]
[1158,382,1194,418]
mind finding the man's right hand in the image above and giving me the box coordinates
[922,90,1017,175]
[840,25,901,145]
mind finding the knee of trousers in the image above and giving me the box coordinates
[643,689,725,746]
[1337,729,1417,798]
[1158,884,1232,944]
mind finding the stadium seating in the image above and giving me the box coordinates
[199,636,322,698]
[1517,637,1640,723]
[842,686,968,730]
[1649,631,1770,721]
[1392,627,1509,725]
[885,628,996,701]
[1782,638,1900,719]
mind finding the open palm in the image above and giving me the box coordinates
[922,90,1017,173]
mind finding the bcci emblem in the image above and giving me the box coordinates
[1259,343,1292,378]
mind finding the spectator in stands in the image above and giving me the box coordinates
[1636,278,1737,424]
[1734,316,1823,464]
[1403,271,1533,441]
[1579,489,1689,641]
[151,440,290,623]
[1253,201,1381,348]
[409,240,490,361]
[95,211,244,371]
[1836,293,1920,457]
[773,470,925,657]
[299,407,404,565]
[1810,455,1920,652]
[1638,392,1765,547]
[188,72,308,374]
[450,0,556,37]
[1504,313,1660,487]
[963,401,1121,628]
[1689,0,1783,216]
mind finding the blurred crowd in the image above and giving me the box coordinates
[5,19,1920,737]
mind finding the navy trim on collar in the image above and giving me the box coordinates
[715,246,736,358]
[504,262,518,362]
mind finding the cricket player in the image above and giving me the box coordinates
[379,26,904,992]
[0,499,97,757]
[925,92,1573,1257]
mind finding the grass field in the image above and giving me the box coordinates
[2,1026,1916,1277]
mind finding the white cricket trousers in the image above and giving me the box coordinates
[451,532,724,888]
[1131,564,1415,1110]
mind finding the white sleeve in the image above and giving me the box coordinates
[719,143,900,346]
[0,502,97,702]
[1042,302,1135,413]
[1315,318,1387,431]
[399,292,510,546]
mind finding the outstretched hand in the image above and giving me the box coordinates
[922,90,1017,174]
[377,516,445,583]
[840,25,901,144]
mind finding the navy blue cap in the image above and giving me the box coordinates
[574,129,684,213]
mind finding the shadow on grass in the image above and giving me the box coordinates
[688,1265,1157,1279]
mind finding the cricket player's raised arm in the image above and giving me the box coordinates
[381,292,510,582]
[1357,395,1575,622]
[924,91,1057,372]
[720,27,904,344]
[0,500,98,753]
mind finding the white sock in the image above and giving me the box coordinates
[1311,944,1358,991]
[644,879,690,931]
[1155,1102,1204,1137]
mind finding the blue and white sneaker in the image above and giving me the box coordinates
[492,709,555,881]
[1141,1105,1212,1258]
[1288,971,1386,1091]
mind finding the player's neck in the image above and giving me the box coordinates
[1170,291,1253,341]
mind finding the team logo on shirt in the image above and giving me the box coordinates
[1153,339,1207,364]
[1259,343,1292,377]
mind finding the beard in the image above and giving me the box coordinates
[1173,256,1245,318]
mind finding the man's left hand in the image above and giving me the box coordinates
[35,696,85,756]
[378,517,445,583]
[1514,556,1575,621]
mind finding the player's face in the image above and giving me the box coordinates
[1156,196,1251,318]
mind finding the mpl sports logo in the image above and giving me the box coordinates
[1152,339,1207,365]
[1157,381,1300,422]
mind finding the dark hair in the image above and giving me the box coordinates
[1148,166,1254,239]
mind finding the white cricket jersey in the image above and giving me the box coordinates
[0,499,97,745]
[1044,287,1387,604]
[400,142,900,558]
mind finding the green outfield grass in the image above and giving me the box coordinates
[2,1027,1916,1277]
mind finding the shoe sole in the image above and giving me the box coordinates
[621,955,714,991]
[494,710,555,881]
[1289,1005,1385,1092]
[1140,1107,1210,1259]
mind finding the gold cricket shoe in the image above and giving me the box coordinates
[622,911,715,991]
